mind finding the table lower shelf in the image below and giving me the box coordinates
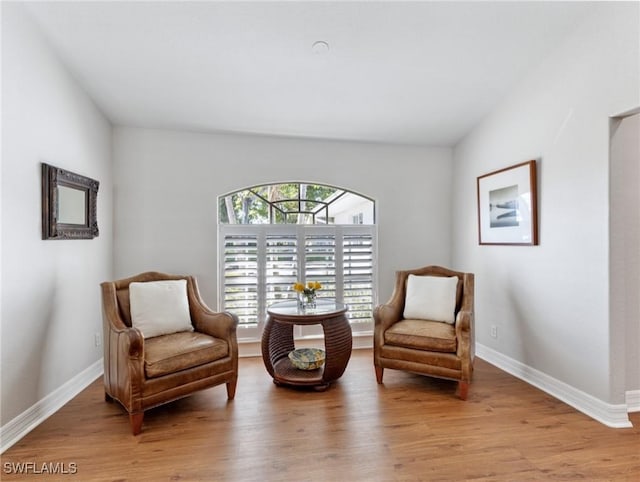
[272,357,328,389]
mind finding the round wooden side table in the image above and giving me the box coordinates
[261,299,352,391]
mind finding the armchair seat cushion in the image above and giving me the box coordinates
[144,332,229,379]
[385,319,457,353]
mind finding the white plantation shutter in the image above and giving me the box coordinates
[265,232,298,306]
[220,225,376,340]
[221,233,258,327]
[304,232,336,299]
[343,231,375,327]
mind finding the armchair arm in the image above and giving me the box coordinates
[101,282,145,411]
[110,324,144,358]
[192,308,239,341]
[188,286,238,374]
[373,302,402,331]
[455,309,474,382]
[375,270,408,325]
[374,270,409,348]
[373,302,401,350]
[101,282,144,355]
[455,272,474,355]
[455,310,472,344]
[185,276,238,340]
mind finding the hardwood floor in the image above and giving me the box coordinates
[2,350,639,481]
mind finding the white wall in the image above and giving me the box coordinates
[610,113,640,398]
[1,3,113,425]
[451,3,639,405]
[113,127,452,308]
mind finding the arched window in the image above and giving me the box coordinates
[218,182,374,225]
[218,182,376,340]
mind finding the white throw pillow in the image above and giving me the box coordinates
[403,275,458,324]
[129,280,193,338]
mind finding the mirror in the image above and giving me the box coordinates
[57,186,87,225]
[42,163,99,240]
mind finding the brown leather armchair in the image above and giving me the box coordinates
[101,272,239,435]
[373,266,474,399]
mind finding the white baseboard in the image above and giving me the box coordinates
[1,359,103,454]
[476,344,632,428]
[627,390,640,412]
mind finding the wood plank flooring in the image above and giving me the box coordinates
[2,350,639,481]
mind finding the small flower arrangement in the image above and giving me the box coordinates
[293,281,322,296]
[293,281,322,308]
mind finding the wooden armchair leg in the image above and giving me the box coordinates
[130,412,144,436]
[105,392,113,403]
[458,381,469,401]
[375,366,384,384]
[226,378,237,400]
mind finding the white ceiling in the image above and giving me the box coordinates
[25,1,599,146]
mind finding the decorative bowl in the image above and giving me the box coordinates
[288,348,326,370]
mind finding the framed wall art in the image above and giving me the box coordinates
[477,160,538,245]
[42,162,99,240]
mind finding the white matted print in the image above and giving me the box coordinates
[477,160,538,245]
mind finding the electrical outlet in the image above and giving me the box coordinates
[490,325,498,339]
[94,332,102,347]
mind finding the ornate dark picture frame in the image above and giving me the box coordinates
[477,160,538,246]
[41,163,99,240]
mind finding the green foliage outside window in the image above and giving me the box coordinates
[219,183,339,225]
